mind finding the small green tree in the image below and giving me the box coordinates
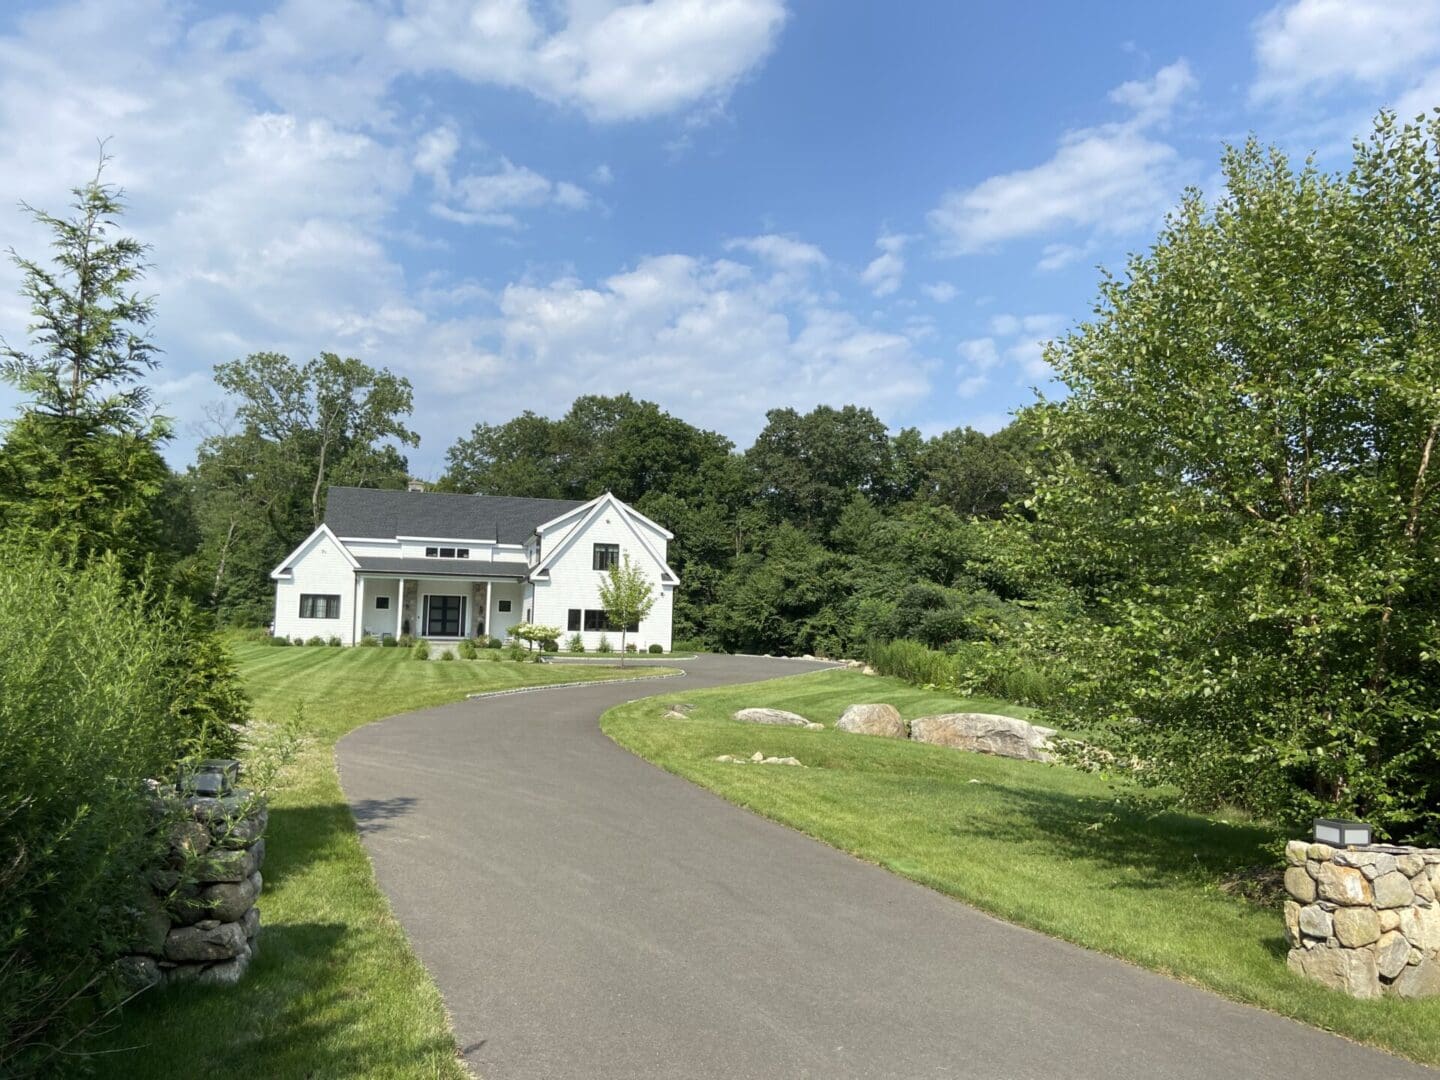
[0,153,187,577]
[598,555,656,666]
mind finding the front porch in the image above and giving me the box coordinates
[355,573,526,643]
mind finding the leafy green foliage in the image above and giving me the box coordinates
[597,555,656,663]
[1025,114,1440,840]
[0,543,247,1071]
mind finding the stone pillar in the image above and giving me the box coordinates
[472,581,489,637]
[117,774,267,991]
[1283,841,1440,999]
[401,578,418,637]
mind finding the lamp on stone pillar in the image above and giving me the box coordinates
[1312,818,1372,847]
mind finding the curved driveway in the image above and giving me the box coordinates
[337,655,1433,1079]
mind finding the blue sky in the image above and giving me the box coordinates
[1,0,1437,475]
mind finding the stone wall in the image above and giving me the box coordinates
[1283,841,1440,999]
[116,785,267,991]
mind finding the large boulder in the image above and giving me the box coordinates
[907,713,1054,762]
[164,921,247,964]
[835,704,906,739]
[732,708,820,729]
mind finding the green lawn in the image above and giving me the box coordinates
[84,643,673,1079]
[602,669,1440,1067]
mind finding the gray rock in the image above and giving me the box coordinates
[1372,871,1415,909]
[1307,843,1336,861]
[1380,909,1402,933]
[164,920,247,963]
[195,944,252,987]
[165,962,203,985]
[1287,944,1381,999]
[835,703,906,739]
[1314,861,1373,906]
[1283,901,1301,946]
[908,712,1054,762]
[1399,904,1440,951]
[169,820,211,860]
[194,919,221,931]
[1332,906,1381,947]
[1284,840,1309,866]
[1284,866,1316,903]
[241,906,261,941]
[1390,955,1440,999]
[199,873,258,923]
[1396,853,1426,877]
[114,954,163,992]
[1297,905,1332,939]
[1376,931,1411,981]
[661,710,690,721]
[761,756,803,767]
[732,708,814,727]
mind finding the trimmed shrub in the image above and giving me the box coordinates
[596,634,613,654]
[457,638,478,660]
[268,633,291,646]
[542,637,559,652]
[305,635,325,647]
[567,633,585,652]
[396,634,414,648]
[648,643,663,654]
[484,636,502,649]
[505,642,527,662]
[412,638,430,660]
[439,650,455,661]
[291,637,304,646]
[359,633,379,647]
[327,635,342,647]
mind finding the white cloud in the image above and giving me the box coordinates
[928,60,1195,257]
[590,163,615,185]
[956,337,1000,370]
[1036,242,1087,272]
[921,282,958,303]
[1251,0,1440,102]
[955,373,988,398]
[431,156,591,228]
[724,233,828,270]
[467,251,933,440]
[386,0,788,122]
[859,232,907,297]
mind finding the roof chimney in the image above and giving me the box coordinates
[407,479,425,493]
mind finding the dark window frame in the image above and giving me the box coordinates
[423,594,465,637]
[583,609,638,634]
[567,609,582,631]
[299,593,341,619]
[592,543,620,571]
[497,599,512,613]
[375,596,391,610]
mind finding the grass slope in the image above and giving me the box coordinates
[602,669,1440,1067]
[86,643,672,1079]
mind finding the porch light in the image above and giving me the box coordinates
[1312,818,1372,847]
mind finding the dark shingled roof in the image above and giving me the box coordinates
[350,555,529,579]
[324,486,587,545]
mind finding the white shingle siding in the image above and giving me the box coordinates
[531,504,673,651]
[273,533,359,644]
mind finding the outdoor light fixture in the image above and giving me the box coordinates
[1312,818,1372,847]
[179,758,241,797]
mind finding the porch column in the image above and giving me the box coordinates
[397,578,406,639]
[352,575,362,644]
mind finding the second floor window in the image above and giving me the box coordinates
[424,547,470,559]
[593,543,619,571]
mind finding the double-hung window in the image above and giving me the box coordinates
[299,594,340,619]
[592,543,620,571]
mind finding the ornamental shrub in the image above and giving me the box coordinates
[305,635,325,647]
[412,638,430,660]
[326,635,342,647]
[359,633,379,647]
[268,633,290,646]
[567,633,585,652]
[648,643,663,654]
[596,634,613,654]
[457,638,478,660]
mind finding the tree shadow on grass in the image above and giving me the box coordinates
[85,921,460,1078]
[258,796,419,894]
[951,776,1279,894]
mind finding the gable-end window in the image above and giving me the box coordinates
[497,599,512,613]
[568,609,581,631]
[375,596,391,610]
[456,548,469,559]
[593,543,620,571]
[300,594,340,619]
[425,546,438,557]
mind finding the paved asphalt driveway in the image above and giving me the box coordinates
[337,655,1434,1079]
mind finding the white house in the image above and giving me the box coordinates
[270,485,678,649]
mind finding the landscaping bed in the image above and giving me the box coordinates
[601,669,1440,1067]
